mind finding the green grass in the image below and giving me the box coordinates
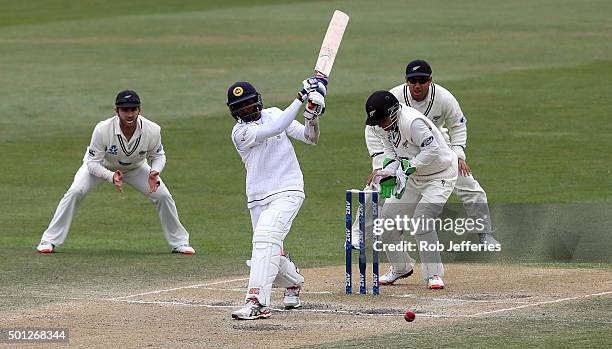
[0,0,611,346]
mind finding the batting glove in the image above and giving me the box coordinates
[303,91,325,119]
[298,77,327,102]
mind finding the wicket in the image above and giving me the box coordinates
[345,189,379,295]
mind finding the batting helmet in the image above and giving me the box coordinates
[227,81,263,122]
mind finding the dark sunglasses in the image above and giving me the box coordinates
[407,77,430,85]
[118,107,139,112]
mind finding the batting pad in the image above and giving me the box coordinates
[274,255,304,289]
[247,209,287,306]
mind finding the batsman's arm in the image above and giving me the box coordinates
[286,119,318,145]
[254,99,302,143]
[85,125,114,183]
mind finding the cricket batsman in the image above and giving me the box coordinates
[228,77,326,319]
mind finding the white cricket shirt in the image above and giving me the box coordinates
[232,107,311,208]
[83,115,166,182]
[390,82,468,160]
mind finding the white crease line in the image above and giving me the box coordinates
[196,287,332,295]
[386,294,530,304]
[109,277,249,300]
[114,299,236,309]
[468,291,612,317]
[111,299,453,318]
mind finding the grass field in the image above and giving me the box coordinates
[0,0,611,347]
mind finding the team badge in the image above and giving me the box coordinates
[233,87,244,97]
[107,145,118,155]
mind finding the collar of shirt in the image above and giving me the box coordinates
[113,115,143,140]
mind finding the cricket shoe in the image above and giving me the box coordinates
[172,244,195,254]
[36,241,55,253]
[478,233,501,247]
[231,298,272,320]
[283,286,301,309]
[427,275,445,289]
[380,266,414,285]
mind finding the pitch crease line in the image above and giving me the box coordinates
[112,299,454,318]
[109,277,249,300]
[468,290,612,317]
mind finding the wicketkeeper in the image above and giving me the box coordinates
[365,90,458,289]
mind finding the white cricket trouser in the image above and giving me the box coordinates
[40,163,190,248]
[381,173,456,281]
[246,195,304,306]
[454,172,492,235]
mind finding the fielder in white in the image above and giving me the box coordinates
[389,59,499,247]
[36,90,195,254]
[228,78,326,320]
[365,90,458,289]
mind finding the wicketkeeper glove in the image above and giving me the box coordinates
[392,159,417,199]
[372,158,400,199]
[379,176,396,199]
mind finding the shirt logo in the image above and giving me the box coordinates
[421,136,434,147]
[107,145,118,155]
[88,149,95,157]
[233,87,244,97]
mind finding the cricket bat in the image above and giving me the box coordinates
[314,10,349,78]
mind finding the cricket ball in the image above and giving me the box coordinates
[404,310,416,322]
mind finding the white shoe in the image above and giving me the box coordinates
[37,241,54,253]
[380,266,414,285]
[231,298,272,320]
[479,233,501,247]
[427,275,445,289]
[172,244,195,254]
[283,286,301,309]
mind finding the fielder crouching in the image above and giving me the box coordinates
[228,77,326,320]
[365,90,458,289]
[36,90,194,254]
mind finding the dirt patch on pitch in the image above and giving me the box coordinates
[1,264,610,348]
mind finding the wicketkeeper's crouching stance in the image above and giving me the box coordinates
[365,91,457,289]
[36,90,195,254]
[228,78,326,320]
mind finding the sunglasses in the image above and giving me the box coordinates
[118,107,139,112]
[407,77,430,85]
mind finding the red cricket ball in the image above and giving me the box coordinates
[404,310,416,322]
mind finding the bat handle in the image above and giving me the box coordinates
[314,71,328,80]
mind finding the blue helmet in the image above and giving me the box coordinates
[227,81,263,122]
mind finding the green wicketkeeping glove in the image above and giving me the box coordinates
[379,176,396,199]
[400,159,417,176]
